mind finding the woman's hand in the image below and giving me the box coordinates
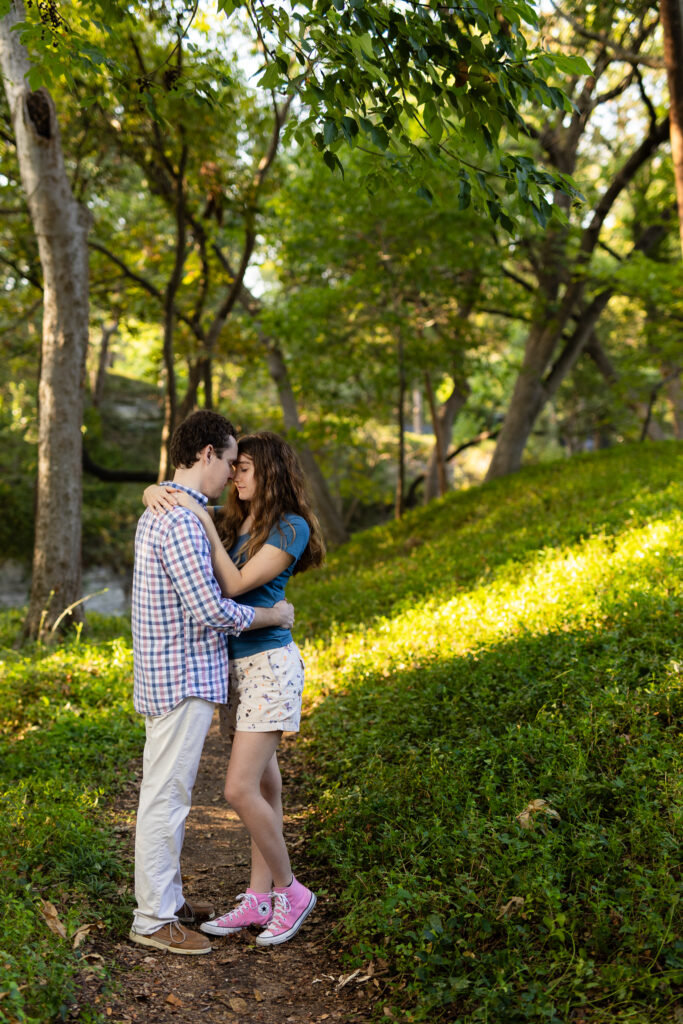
[143,485,182,514]
[171,490,208,521]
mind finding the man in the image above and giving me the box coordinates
[129,410,294,955]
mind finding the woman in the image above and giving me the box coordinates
[144,431,325,946]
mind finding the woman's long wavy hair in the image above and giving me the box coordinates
[217,432,325,575]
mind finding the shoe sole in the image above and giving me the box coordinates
[200,921,247,936]
[129,929,212,955]
[255,893,317,946]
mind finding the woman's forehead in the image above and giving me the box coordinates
[236,452,254,464]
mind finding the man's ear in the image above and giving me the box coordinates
[198,444,213,464]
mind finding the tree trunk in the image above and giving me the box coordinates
[0,0,90,639]
[663,363,683,437]
[90,320,118,407]
[395,328,406,519]
[423,375,470,502]
[264,340,349,546]
[661,0,683,256]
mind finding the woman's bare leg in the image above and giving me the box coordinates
[224,732,291,889]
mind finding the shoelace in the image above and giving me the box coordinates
[222,892,256,923]
[266,893,292,930]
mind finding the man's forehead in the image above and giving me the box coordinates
[223,437,238,459]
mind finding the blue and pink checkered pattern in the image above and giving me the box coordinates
[131,486,255,716]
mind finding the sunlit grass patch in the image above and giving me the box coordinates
[295,443,683,1023]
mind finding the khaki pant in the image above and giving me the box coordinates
[132,697,215,935]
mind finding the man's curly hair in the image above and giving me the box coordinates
[169,410,237,469]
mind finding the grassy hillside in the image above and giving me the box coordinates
[0,442,680,1023]
[290,441,682,1023]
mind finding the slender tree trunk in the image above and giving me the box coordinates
[395,328,406,519]
[424,371,447,498]
[663,363,683,437]
[264,340,349,546]
[423,374,470,502]
[91,320,118,407]
[1,0,90,639]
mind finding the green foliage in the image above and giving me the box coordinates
[0,619,141,1023]
[290,442,683,1022]
[8,0,584,227]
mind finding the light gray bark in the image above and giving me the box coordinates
[264,340,349,547]
[423,376,470,503]
[0,1,91,638]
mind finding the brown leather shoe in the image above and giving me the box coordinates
[129,922,212,955]
[176,899,215,924]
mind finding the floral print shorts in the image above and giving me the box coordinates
[220,642,305,737]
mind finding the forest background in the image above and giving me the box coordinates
[0,0,681,636]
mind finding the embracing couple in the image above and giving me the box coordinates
[129,409,324,955]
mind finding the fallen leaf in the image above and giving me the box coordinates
[337,969,361,989]
[229,997,248,1013]
[166,993,183,1007]
[497,897,525,920]
[72,924,93,949]
[253,989,264,1002]
[39,900,67,939]
[516,799,561,829]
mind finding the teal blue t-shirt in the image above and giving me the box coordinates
[228,513,309,659]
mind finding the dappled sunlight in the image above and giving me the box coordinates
[292,448,682,1023]
[302,516,680,701]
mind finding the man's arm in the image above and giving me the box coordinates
[247,601,295,632]
[160,512,255,634]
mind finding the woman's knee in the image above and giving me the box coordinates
[224,775,250,809]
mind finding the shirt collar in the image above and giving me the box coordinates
[159,482,209,507]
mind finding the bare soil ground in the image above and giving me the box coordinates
[73,715,381,1024]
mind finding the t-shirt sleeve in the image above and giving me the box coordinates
[265,515,309,566]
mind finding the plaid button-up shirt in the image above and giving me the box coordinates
[131,484,255,716]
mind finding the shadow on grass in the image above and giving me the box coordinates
[300,591,682,1023]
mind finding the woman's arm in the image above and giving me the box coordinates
[142,484,215,520]
[170,491,292,596]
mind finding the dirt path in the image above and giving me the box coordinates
[77,716,379,1024]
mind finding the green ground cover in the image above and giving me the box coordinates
[0,615,141,1023]
[0,442,680,1023]
[291,441,683,1023]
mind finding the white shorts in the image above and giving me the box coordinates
[220,642,305,737]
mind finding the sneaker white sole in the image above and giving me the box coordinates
[255,892,317,946]
[200,920,255,936]
[128,929,212,955]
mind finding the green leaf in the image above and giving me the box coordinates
[324,120,339,145]
[258,62,285,90]
[370,125,389,151]
[216,0,241,15]
[323,150,344,176]
[552,53,593,77]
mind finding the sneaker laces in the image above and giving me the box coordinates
[267,892,292,930]
[224,892,256,923]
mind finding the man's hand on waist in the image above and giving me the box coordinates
[247,600,295,631]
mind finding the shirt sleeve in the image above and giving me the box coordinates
[266,515,310,564]
[160,511,255,635]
